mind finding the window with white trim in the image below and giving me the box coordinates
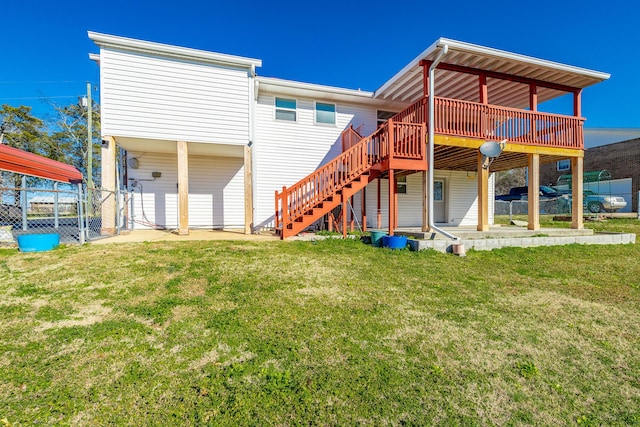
[557,159,570,171]
[275,98,297,121]
[396,176,407,194]
[315,102,336,124]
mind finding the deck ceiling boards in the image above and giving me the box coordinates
[0,144,83,184]
[375,38,610,108]
[433,144,565,172]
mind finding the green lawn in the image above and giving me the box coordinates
[1,220,639,425]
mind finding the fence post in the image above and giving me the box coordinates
[21,176,27,231]
[85,185,91,240]
[116,189,121,235]
[54,182,59,229]
[77,183,85,245]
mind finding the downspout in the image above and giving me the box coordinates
[249,65,257,233]
[428,43,459,241]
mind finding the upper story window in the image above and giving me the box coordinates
[315,102,336,125]
[275,98,297,121]
[557,159,570,171]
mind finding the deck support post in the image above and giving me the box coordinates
[376,178,381,229]
[527,153,540,231]
[100,135,116,235]
[177,140,189,235]
[571,157,584,229]
[388,169,395,236]
[244,145,253,234]
[342,193,348,239]
[361,188,367,232]
[477,152,489,231]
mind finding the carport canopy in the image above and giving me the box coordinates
[0,144,83,184]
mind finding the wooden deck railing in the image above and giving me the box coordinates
[433,98,584,149]
[277,95,584,233]
[340,125,364,152]
[276,118,426,231]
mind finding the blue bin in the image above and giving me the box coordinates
[385,235,408,250]
[370,230,387,247]
[17,234,60,252]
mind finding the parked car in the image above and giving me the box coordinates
[583,190,627,213]
[550,188,627,213]
[496,185,560,202]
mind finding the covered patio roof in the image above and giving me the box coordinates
[374,38,610,108]
[0,144,83,184]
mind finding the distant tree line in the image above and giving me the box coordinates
[0,102,100,186]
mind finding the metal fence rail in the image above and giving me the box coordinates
[0,172,129,247]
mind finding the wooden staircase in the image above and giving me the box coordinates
[275,99,428,239]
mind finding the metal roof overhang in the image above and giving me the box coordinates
[374,38,611,108]
[0,144,83,184]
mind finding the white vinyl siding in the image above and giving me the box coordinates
[254,93,378,228]
[100,48,250,145]
[354,171,495,228]
[128,153,244,229]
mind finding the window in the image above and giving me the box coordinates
[396,176,407,194]
[557,159,570,171]
[434,180,444,202]
[275,98,296,121]
[377,110,396,127]
[315,102,336,124]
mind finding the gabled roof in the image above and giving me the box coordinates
[375,38,610,108]
[0,144,83,184]
[88,31,262,69]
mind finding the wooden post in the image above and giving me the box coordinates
[571,157,584,229]
[342,194,348,239]
[376,178,381,229]
[361,187,367,232]
[479,74,488,104]
[574,89,582,117]
[244,145,253,234]
[477,152,489,231]
[530,83,538,141]
[422,62,430,98]
[177,140,189,235]
[100,136,116,235]
[527,153,540,231]
[388,170,395,236]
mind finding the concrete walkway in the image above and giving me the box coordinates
[90,229,279,244]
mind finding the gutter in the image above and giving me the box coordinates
[427,43,459,241]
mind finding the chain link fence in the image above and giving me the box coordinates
[0,172,130,247]
[495,197,572,217]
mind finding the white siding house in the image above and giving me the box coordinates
[89,32,498,235]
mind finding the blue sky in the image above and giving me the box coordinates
[1,0,637,128]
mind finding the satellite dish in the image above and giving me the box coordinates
[479,139,507,169]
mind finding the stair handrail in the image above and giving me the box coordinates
[276,124,388,231]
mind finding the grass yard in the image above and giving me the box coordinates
[1,219,639,425]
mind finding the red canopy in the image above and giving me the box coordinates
[0,144,83,184]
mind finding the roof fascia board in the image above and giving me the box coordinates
[374,39,440,97]
[375,37,610,98]
[88,31,262,69]
[438,38,610,82]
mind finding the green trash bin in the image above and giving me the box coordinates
[369,230,387,247]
